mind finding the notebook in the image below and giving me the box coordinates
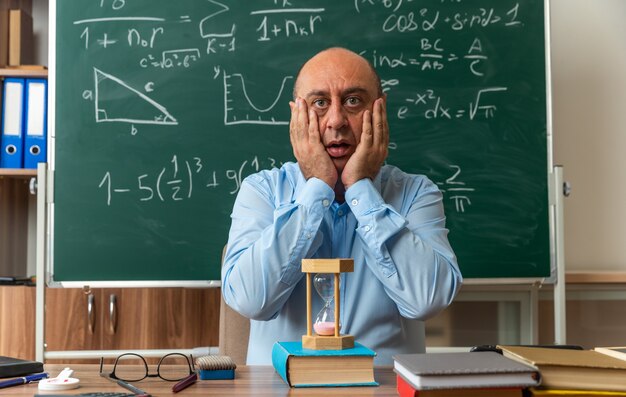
[393,351,540,390]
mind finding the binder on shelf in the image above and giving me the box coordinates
[0,77,25,168]
[23,78,47,169]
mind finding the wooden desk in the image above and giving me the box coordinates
[3,364,398,396]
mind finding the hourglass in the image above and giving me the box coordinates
[302,259,355,350]
[313,273,338,336]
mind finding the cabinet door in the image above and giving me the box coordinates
[0,286,36,359]
[102,288,220,351]
[45,287,220,355]
[45,287,102,353]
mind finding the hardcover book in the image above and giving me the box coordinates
[397,375,524,397]
[499,345,626,391]
[271,341,377,387]
[393,351,539,390]
[0,356,44,378]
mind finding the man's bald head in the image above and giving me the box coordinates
[293,47,382,99]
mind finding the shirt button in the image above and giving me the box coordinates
[322,199,330,207]
[337,210,344,216]
[351,199,359,206]
[364,225,371,232]
[306,233,312,239]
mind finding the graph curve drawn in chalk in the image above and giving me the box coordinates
[223,71,292,126]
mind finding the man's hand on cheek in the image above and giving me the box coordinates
[341,97,389,189]
[289,98,338,188]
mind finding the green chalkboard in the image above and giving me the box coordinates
[51,0,551,282]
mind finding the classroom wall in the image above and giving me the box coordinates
[551,0,626,272]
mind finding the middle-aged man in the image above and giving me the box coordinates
[222,47,462,365]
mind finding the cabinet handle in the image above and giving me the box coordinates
[109,294,118,334]
[87,293,96,334]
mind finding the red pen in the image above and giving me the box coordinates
[172,372,197,393]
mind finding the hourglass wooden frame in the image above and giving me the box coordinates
[301,258,355,350]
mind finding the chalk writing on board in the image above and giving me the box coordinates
[96,154,472,208]
[97,155,285,206]
[469,87,508,119]
[436,165,475,213]
[223,71,293,126]
[251,7,325,42]
[97,0,128,12]
[354,2,522,31]
[399,87,507,120]
[73,16,165,25]
[203,25,236,55]
[140,48,202,69]
[97,156,198,206]
[363,38,489,76]
[88,68,178,125]
[198,0,236,55]
[199,0,230,35]
[127,27,163,48]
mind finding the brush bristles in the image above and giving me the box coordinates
[195,355,237,371]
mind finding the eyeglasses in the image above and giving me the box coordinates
[99,352,195,382]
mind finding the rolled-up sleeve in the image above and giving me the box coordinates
[222,173,334,321]
[344,177,463,320]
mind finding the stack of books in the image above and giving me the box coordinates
[272,342,626,393]
[393,351,540,397]
[499,345,626,395]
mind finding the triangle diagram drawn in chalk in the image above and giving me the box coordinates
[94,68,178,125]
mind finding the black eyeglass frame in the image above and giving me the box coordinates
[99,352,195,382]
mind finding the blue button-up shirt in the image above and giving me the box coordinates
[222,162,462,365]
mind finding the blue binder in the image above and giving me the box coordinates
[0,78,26,168]
[23,79,48,169]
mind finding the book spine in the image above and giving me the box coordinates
[271,342,291,386]
[396,375,418,397]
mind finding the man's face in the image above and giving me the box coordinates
[294,50,380,174]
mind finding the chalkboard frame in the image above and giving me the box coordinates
[46,0,556,288]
